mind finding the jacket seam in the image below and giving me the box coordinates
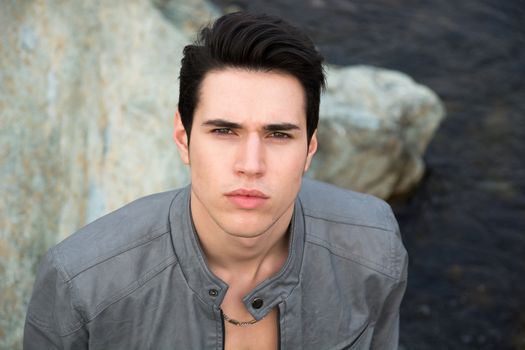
[215,306,221,350]
[25,315,58,331]
[305,236,399,281]
[389,230,397,278]
[26,252,58,330]
[26,247,85,334]
[283,200,307,306]
[280,302,286,348]
[51,255,178,337]
[55,246,90,327]
[247,203,305,314]
[54,246,86,333]
[87,255,178,323]
[386,208,402,278]
[303,212,393,233]
[64,225,170,281]
[166,188,219,307]
[68,255,177,337]
[327,320,371,350]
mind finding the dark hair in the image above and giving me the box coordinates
[178,12,325,143]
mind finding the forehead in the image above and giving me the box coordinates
[195,68,307,126]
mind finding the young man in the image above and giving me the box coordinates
[24,12,407,349]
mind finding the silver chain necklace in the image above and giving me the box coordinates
[221,310,262,327]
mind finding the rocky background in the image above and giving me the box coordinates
[1,0,522,349]
[1,1,212,347]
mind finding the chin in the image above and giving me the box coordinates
[219,220,274,239]
[228,232,264,239]
[223,226,268,239]
[216,209,290,240]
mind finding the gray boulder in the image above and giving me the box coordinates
[308,65,445,198]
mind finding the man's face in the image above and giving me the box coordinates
[174,68,317,240]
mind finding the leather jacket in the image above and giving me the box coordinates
[24,179,407,349]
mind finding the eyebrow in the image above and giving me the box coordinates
[202,119,301,131]
[202,119,241,129]
[264,123,301,132]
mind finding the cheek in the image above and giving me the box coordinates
[188,145,229,182]
[271,148,308,171]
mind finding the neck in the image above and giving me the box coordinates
[208,231,290,285]
[191,196,293,285]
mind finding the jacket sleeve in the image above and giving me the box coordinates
[370,278,407,349]
[24,247,88,350]
[370,231,408,349]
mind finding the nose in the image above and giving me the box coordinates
[234,134,266,177]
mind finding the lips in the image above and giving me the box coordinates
[224,189,269,209]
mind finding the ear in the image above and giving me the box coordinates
[173,109,190,165]
[303,129,318,173]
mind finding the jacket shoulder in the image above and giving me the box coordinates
[299,179,407,281]
[299,179,394,229]
[55,189,183,276]
[46,189,185,321]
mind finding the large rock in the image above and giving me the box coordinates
[0,0,218,348]
[308,65,445,198]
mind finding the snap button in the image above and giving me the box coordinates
[208,289,219,297]
[251,298,264,309]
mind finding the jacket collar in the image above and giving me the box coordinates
[169,185,305,320]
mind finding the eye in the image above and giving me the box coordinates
[269,131,291,139]
[211,128,234,135]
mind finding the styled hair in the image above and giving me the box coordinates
[178,12,325,143]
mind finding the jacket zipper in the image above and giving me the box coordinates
[220,309,225,350]
[277,306,282,350]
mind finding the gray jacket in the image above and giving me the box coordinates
[24,179,407,349]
